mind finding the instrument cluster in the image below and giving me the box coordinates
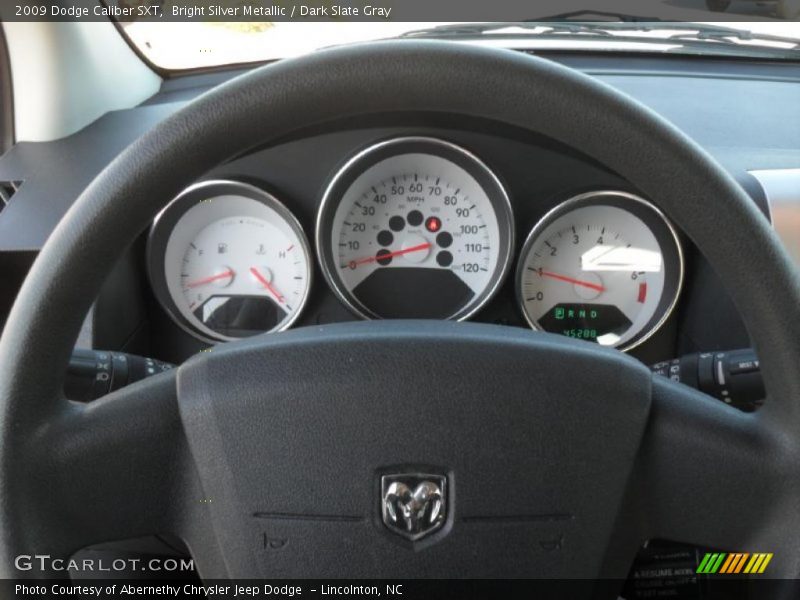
[147,136,684,351]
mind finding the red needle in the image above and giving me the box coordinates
[540,270,606,293]
[346,242,432,268]
[185,269,234,288]
[249,267,285,304]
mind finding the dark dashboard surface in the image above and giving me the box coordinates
[1,49,798,366]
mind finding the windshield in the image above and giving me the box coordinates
[123,21,800,70]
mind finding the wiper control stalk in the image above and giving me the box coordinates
[651,348,764,411]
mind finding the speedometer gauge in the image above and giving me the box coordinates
[516,191,683,351]
[317,137,514,320]
[148,180,312,343]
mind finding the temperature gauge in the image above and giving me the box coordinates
[516,191,683,351]
[148,180,312,343]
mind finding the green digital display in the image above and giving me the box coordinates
[539,303,632,341]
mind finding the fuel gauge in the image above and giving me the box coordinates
[148,180,312,343]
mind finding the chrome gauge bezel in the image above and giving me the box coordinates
[316,136,515,321]
[147,179,313,344]
[515,190,684,352]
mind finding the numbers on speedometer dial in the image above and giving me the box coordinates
[516,191,683,351]
[318,138,514,320]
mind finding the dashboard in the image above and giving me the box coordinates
[147,135,683,354]
[0,43,797,592]
[1,39,798,591]
[136,120,711,366]
[0,51,797,369]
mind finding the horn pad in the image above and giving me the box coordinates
[177,321,651,578]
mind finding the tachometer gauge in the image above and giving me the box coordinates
[148,180,312,343]
[317,137,514,320]
[516,191,683,351]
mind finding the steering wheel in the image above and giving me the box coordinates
[1,41,799,587]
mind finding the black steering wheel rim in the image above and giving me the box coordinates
[1,40,799,583]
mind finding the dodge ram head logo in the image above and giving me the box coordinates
[381,473,447,540]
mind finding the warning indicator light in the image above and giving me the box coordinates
[425,216,442,233]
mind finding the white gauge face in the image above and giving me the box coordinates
[319,139,514,320]
[150,182,312,342]
[517,192,683,350]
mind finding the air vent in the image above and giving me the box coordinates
[0,181,21,213]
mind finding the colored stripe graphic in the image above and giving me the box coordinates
[758,554,773,573]
[699,552,773,575]
[733,553,749,573]
[697,553,713,573]
[711,553,726,573]
[744,554,760,573]
[719,554,735,573]
[698,553,726,573]
[702,553,721,573]
[720,553,739,573]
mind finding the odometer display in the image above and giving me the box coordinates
[516,191,683,351]
[537,303,632,341]
[318,138,514,320]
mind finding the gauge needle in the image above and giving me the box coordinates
[185,269,234,288]
[539,270,606,293]
[249,267,285,304]
[346,242,432,268]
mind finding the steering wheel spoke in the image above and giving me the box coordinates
[633,376,800,575]
[8,371,199,576]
